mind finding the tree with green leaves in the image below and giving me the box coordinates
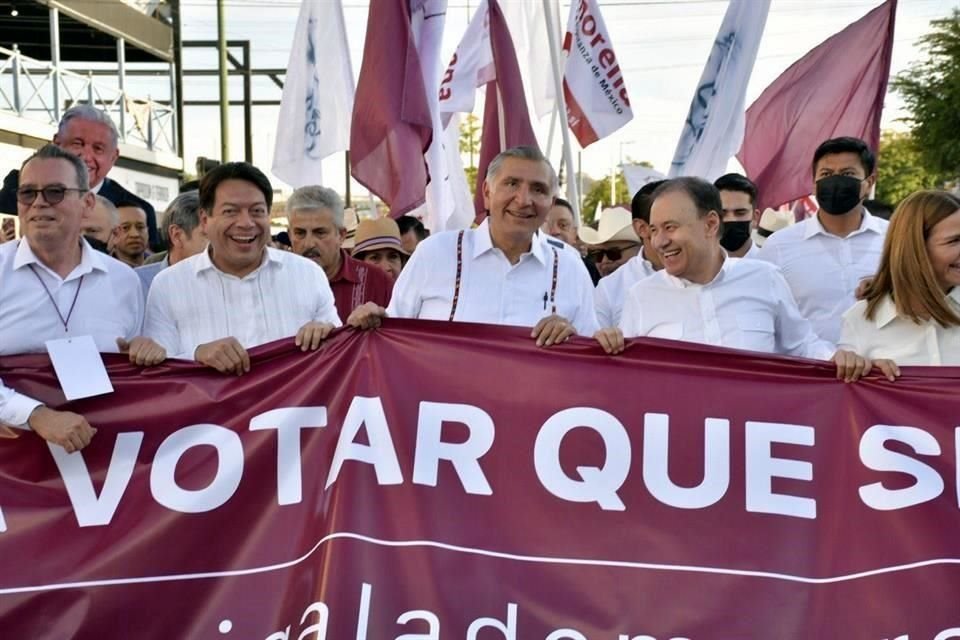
[581,172,631,226]
[893,9,960,180]
[459,114,481,195]
[876,130,946,206]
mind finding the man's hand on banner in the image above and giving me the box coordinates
[194,337,251,375]
[117,336,167,366]
[27,405,97,453]
[532,315,576,347]
[295,322,336,351]
[594,327,626,354]
[346,303,387,330]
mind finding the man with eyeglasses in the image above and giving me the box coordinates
[0,145,166,453]
[0,105,159,249]
[143,162,341,374]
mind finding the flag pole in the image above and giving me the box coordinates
[541,0,580,225]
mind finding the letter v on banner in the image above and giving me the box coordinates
[561,0,633,147]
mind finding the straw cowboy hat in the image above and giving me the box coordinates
[577,206,641,245]
[352,217,409,256]
[754,208,794,247]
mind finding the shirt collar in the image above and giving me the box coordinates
[804,208,884,240]
[663,254,733,289]
[331,249,359,284]
[194,245,281,278]
[472,218,547,264]
[13,236,107,281]
[873,288,960,328]
[91,179,105,194]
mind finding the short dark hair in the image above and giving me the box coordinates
[713,173,758,207]
[396,215,428,240]
[21,144,89,190]
[863,199,894,220]
[630,179,667,223]
[812,136,876,177]
[552,197,574,214]
[199,162,273,212]
[651,177,724,236]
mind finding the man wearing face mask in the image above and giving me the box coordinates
[758,137,888,345]
[714,173,761,258]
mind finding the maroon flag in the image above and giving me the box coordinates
[350,0,433,217]
[473,0,539,222]
[737,0,897,210]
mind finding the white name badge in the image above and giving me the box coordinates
[44,335,114,401]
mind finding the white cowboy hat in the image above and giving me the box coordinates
[577,206,641,246]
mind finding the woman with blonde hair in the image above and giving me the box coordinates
[839,189,960,369]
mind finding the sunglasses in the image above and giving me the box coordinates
[16,186,87,205]
[587,245,638,262]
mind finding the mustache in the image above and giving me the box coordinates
[301,248,322,258]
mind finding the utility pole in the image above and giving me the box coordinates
[217,0,229,161]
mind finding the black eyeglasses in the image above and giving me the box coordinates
[588,245,637,262]
[16,186,87,205]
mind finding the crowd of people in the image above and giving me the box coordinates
[2,105,958,455]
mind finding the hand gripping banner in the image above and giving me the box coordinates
[1,320,958,639]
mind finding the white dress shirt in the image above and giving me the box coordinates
[594,251,658,328]
[0,238,143,426]
[620,257,834,360]
[387,219,599,335]
[839,291,960,365]
[743,241,761,259]
[145,247,341,359]
[758,210,888,345]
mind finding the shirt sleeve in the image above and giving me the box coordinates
[594,278,615,329]
[0,377,41,430]
[385,244,427,319]
[312,267,342,327]
[837,307,863,354]
[619,283,644,338]
[756,236,779,266]
[771,269,835,360]
[143,274,184,358]
[569,259,600,336]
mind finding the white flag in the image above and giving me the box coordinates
[562,0,633,147]
[621,164,666,197]
[438,0,493,126]
[501,0,557,121]
[668,0,770,180]
[271,0,354,188]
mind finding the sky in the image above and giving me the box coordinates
[149,0,960,201]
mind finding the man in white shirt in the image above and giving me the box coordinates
[714,173,761,259]
[145,162,340,374]
[758,137,888,345]
[135,190,207,294]
[594,177,874,382]
[0,145,164,452]
[594,180,665,328]
[348,146,598,345]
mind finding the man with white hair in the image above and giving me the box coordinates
[81,195,120,247]
[348,145,599,346]
[136,190,208,293]
[0,105,158,248]
[287,185,392,322]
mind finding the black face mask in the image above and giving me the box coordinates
[816,175,863,215]
[720,221,752,252]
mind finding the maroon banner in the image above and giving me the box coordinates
[1,320,959,639]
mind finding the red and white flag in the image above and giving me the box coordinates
[737,0,897,210]
[350,0,434,216]
[562,0,633,148]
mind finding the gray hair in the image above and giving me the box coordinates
[159,190,201,249]
[485,145,559,195]
[21,144,89,190]
[94,195,120,227]
[287,185,345,229]
[58,105,120,149]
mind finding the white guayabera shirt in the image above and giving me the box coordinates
[145,247,340,359]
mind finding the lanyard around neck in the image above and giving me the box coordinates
[28,265,84,332]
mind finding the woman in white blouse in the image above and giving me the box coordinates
[840,190,960,368]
